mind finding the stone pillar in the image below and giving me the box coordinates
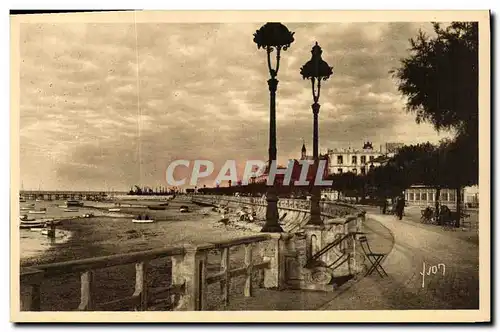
[171,245,208,311]
[262,233,295,290]
[304,225,325,262]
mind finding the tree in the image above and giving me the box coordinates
[391,22,479,227]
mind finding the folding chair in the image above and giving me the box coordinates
[358,236,388,278]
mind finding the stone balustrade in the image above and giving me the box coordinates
[191,194,367,291]
[20,234,295,311]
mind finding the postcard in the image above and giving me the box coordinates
[10,10,490,323]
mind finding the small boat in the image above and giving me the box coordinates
[20,220,46,229]
[158,202,169,206]
[148,205,166,210]
[66,200,84,207]
[64,208,79,212]
[108,208,121,212]
[82,213,94,218]
[20,214,35,221]
[20,207,30,211]
[41,229,49,235]
[58,205,67,208]
[179,205,189,213]
[132,214,155,223]
[35,199,42,202]
[28,208,46,214]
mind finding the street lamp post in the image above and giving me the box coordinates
[253,22,295,233]
[300,42,334,226]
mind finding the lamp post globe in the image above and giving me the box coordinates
[253,22,295,233]
[300,42,333,226]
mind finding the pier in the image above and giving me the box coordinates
[19,190,121,201]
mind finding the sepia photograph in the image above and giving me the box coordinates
[10,10,490,323]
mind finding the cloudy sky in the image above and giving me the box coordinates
[19,20,451,191]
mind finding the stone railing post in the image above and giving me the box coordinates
[78,270,95,310]
[171,246,208,311]
[133,261,149,310]
[20,267,43,311]
[357,211,366,234]
[261,233,295,290]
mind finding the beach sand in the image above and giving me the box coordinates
[19,199,269,310]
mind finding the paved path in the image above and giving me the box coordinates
[321,207,480,310]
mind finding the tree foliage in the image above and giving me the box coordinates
[391,22,478,187]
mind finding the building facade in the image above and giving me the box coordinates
[326,142,382,175]
[404,185,479,209]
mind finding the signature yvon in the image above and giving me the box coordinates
[420,262,446,288]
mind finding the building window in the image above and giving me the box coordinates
[352,168,357,174]
[338,168,343,174]
[352,156,357,165]
[421,192,427,201]
[441,192,448,201]
[360,155,366,164]
[337,156,343,165]
[360,166,366,175]
[369,164,374,171]
[449,191,456,202]
[369,156,375,162]
[409,193,414,201]
[415,193,421,201]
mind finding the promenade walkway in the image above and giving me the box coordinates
[224,215,394,310]
[226,207,480,310]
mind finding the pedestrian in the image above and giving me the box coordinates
[396,195,405,220]
[382,197,388,215]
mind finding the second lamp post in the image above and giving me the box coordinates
[300,42,334,225]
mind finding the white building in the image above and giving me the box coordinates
[326,142,400,175]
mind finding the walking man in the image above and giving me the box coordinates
[396,194,405,220]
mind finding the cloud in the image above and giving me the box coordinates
[19,21,450,190]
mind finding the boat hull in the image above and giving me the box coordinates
[148,206,166,210]
[20,222,46,229]
[132,219,155,223]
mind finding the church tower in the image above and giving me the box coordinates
[301,140,307,160]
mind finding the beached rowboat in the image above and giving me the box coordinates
[20,220,46,229]
[132,214,154,223]
[132,218,155,223]
[28,209,46,214]
[147,205,166,210]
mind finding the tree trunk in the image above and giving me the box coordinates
[455,186,462,228]
[435,187,441,224]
